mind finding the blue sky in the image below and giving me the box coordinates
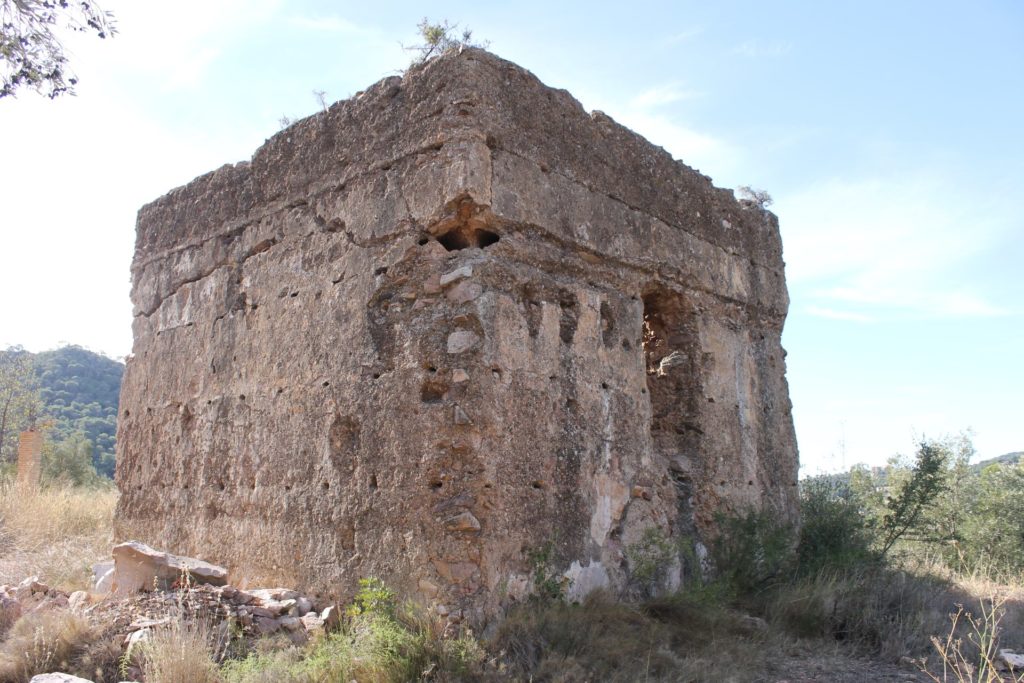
[0,1,1020,473]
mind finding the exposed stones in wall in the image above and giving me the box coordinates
[115,49,798,627]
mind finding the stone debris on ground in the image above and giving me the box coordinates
[0,540,954,683]
[2,542,340,683]
[0,575,69,621]
[88,578,331,646]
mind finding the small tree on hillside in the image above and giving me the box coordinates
[41,432,98,486]
[879,439,948,558]
[914,433,975,562]
[0,347,43,465]
[961,462,1024,573]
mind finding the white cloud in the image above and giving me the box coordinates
[162,46,222,90]
[616,109,726,166]
[777,174,1013,319]
[941,292,1009,317]
[0,2,289,357]
[68,0,283,91]
[575,81,736,179]
[805,306,875,323]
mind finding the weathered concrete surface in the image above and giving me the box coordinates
[115,48,798,625]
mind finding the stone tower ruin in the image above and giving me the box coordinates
[115,49,799,624]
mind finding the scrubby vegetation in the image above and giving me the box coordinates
[218,579,486,683]
[4,433,1024,681]
[0,609,105,681]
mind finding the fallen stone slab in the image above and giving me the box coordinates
[93,567,114,596]
[295,596,313,616]
[253,615,280,635]
[111,541,228,596]
[91,560,114,595]
[321,604,341,629]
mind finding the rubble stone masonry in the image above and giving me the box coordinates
[115,49,799,626]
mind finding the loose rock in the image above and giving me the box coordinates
[111,541,227,595]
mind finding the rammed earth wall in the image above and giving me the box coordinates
[115,49,799,626]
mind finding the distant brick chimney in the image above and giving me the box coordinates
[16,429,42,487]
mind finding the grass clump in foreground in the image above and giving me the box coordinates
[136,617,227,683]
[0,477,117,591]
[717,438,1024,679]
[0,609,120,683]
[220,579,486,683]
[493,589,775,682]
[215,585,776,682]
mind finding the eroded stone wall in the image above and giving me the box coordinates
[115,49,798,625]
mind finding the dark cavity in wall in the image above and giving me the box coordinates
[641,289,703,542]
[437,224,500,251]
[600,301,616,348]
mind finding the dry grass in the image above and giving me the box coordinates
[0,610,99,682]
[766,563,1024,673]
[922,596,1024,683]
[0,478,117,591]
[139,617,225,683]
[492,590,775,682]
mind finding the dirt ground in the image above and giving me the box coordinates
[761,649,930,683]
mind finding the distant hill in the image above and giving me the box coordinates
[802,451,1024,486]
[974,451,1024,471]
[33,346,123,477]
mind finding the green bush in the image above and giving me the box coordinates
[527,542,567,603]
[347,576,397,618]
[41,432,100,487]
[711,508,795,599]
[625,527,678,596]
[959,463,1024,575]
[797,476,876,574]
[405,18,487,66]
[222,578,484,682]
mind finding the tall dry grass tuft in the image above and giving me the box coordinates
[922,596,1024,683]
[0,610,98,682]
[139,617,225,683]
[0,478,117,590]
